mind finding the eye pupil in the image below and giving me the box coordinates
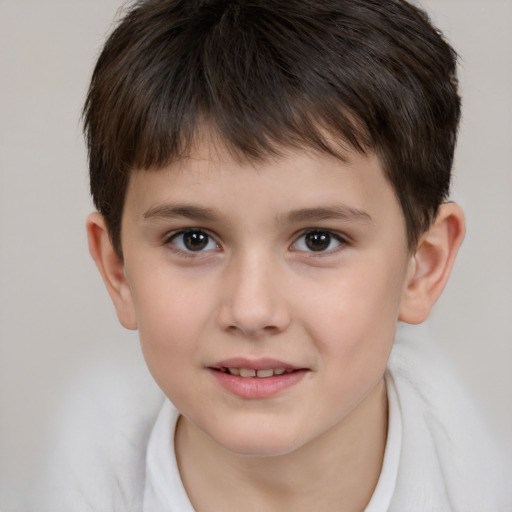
[305,231,331,251]
[183,231,209,251]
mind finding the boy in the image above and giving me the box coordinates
[30,0,511,510]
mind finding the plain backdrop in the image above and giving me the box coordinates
[1,0,511,504]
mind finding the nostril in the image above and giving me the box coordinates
[224,323,281,338]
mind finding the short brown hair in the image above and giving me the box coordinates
[83,0,461,257]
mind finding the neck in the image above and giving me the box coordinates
[175,379,388,512]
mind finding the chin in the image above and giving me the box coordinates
[210,424,307,458]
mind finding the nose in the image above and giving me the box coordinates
[217,252,291,338]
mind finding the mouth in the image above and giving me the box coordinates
[210,357,307,377]
[208,358,308,398]
[214,367,296,378]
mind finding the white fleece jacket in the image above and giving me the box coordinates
[22,327,512,512]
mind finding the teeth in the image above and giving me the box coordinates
[226,368,289,378]
[239,368,256,377]
[256,369,274,378]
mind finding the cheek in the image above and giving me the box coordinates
[137,289,197,345]
[127,270,216,384]
[299,258,405,364]
[130,259,213,334]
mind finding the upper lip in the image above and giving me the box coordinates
[210,357,304,371]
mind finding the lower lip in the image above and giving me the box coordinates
[209,369,308,399]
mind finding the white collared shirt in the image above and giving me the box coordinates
[143,371,402,512]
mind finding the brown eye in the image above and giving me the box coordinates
[305,231,332,251]
[183,231,209,251]
[169,229,219,252]
[292,230,344,253]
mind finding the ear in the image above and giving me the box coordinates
[86,212,137,330]
[398,202,465,324]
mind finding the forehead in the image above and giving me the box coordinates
[123,142,405,236]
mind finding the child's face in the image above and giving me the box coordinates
[119,143,413,456]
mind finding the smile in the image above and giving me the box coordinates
[218,367,292,378]
[209,359,308,399]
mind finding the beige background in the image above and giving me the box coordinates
[1,0,511,504]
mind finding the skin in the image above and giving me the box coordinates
[87,142,465,512]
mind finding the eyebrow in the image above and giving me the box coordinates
[143,204,217,222]
[285,206,373,224]
[142,203,372,225]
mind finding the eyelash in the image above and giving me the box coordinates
[291,229,348,255]
[163,228,349,256]
[164,228,220,256]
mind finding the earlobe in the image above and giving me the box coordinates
[86,212,137,330]
[398,203,465,324]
